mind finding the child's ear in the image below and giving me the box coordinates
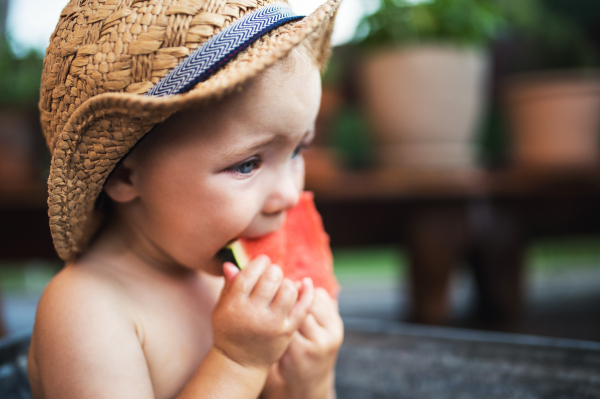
[103,161,139,203]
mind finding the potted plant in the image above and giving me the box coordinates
[356,0,505,169]
[499,0,600,168]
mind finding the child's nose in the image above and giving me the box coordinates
[262,172,300,215]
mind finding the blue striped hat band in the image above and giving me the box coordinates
[146,4,304,97]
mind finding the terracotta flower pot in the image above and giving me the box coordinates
[361,45,489,169]
[504,71,600,168]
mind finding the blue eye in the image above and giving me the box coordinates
[231,159,258,174]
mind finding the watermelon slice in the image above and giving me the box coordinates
[218,192,340,298]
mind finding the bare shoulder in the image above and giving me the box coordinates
[29,261,154,399]
[37,261,125,317]
[33,261,134,346]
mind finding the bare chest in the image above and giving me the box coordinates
[133,276,223,399]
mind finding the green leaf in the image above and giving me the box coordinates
[0,36,44,106]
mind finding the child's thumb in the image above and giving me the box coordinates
[222,262,240,284]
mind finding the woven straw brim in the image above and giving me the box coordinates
[46,0,340,261]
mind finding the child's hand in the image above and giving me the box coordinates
[212,255,314,372]
[266,287,344,399]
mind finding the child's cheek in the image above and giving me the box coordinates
[294,157,306,191]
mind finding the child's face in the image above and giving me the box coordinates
[116,56,322,275]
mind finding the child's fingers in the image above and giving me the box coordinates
[282,331,311,361]
[250,264,284,305]
[288,278,314,327]
[298,313,322,341]
[310,288,344,346]
[222,262,240,283]
[310,288,339,328]
[230,255,271,295]
[270,278,299,316]
[219,262,240,298]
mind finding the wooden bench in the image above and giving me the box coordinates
[307,162,600,326]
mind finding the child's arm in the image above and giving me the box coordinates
[30,269,158,399]
[261,287,344,399]
[30,256,313,399]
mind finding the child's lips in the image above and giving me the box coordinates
[253,212,287,237]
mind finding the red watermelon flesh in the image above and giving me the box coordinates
[225,192,339,298]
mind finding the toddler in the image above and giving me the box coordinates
[28,0,343,398]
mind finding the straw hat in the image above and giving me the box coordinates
[40,0,341,261]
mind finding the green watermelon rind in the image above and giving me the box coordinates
[217,241,250,270]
